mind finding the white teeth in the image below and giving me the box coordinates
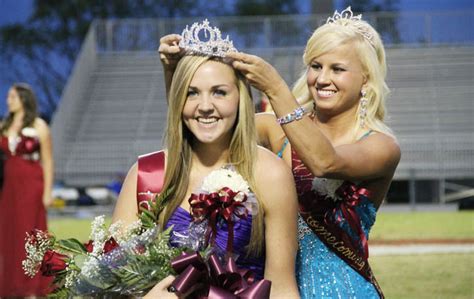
[197,118,218,124]
[317,89,336,97]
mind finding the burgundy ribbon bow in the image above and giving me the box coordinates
[170,252,271,299]
[189,188,249,254]
[334,182,371,259]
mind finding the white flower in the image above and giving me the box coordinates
[89,215,108,256]
[81,255,100,278]
[311,177,344,201]
[108,220,124,240]
[64,265,79,288]
[22,230,54,277]
[110,219,143,246]
[201,168,250,196]
[21,127,38,137]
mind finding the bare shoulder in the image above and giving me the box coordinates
[254,146,297,215]
[33,117,49,130]
[255,146,293,186]
[368,132,400,156]
[361,132,401,169]
[33,117,51,138]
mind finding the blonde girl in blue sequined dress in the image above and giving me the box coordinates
[226,7,401,299]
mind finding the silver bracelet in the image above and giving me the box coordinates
[276,107,306,125]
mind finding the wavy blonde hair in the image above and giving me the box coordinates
[160,55,265,256]
[293,17,393,136]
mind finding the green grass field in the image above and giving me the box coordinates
[48,211,474,298]
[371,253,473,299]
[370,211,474,241]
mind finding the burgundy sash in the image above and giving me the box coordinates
[293,151,384,298]
[136,150,166,210]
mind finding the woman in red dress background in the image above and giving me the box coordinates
[0,83,54,297]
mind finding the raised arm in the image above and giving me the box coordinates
[36,118,54,207]
[228,52,400,183]
[158,34,184,101]
[256,148,299,298]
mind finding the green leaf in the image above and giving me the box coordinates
[57,238,87,254]
[72,253,88,269]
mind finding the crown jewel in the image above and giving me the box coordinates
[326,6,375,48]
[179,19,237,58]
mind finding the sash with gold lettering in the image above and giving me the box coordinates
[292,150,384,298]
[136,150,165,210]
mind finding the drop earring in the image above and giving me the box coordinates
[359,90,368,128]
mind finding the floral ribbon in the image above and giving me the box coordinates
[170,252,271,299]
[334,182,371,259]
[189,187,249,254]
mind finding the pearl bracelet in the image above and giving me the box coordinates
[276,107,306,125]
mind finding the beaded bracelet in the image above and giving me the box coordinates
[276,107,306,125]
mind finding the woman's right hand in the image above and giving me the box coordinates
[143,275,178,299]
[158,34,184,72]
[226,51,291,101]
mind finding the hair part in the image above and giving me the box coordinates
[159,55,264,256]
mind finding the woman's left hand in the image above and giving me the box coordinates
[43,193,54,208]
[226,52,291,99]
[143,275,178,299]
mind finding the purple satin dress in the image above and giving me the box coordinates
[165,207,265,280]
[136,151,265,280]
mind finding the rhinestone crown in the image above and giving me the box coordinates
[326,6,375,48]
[179,19,237,57]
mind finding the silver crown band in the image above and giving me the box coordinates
[179,19,237,58]
[326,6,375,48]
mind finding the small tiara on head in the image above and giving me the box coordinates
[179,19,237,58]
[326,6,375,48]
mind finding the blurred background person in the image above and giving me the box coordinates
[0,83,53,297]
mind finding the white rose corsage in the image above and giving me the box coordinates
[21,127,39,138]
[311,177,344,201]
[187,166,258,253]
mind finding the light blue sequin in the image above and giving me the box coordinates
[296,198,380,299]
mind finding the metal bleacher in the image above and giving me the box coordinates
[51,19,474,193]
[385,47,474,181]
[52,50,167,186]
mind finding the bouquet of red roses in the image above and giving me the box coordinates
[23,191,183,297]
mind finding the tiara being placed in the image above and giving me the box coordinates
[326,6,375,48]
[179,19,237,57]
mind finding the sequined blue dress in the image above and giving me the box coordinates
[292,150,380,299]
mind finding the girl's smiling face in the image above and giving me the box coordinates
[182,60,240,146]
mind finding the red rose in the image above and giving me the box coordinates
[103,237,119,253]
[135,244,146,254]
[84,240,94,253]
[40,250,68,276]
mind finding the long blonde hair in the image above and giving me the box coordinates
[160,55,265,256]
[293,17,393,136]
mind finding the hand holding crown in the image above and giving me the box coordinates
[158,34,184,72]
